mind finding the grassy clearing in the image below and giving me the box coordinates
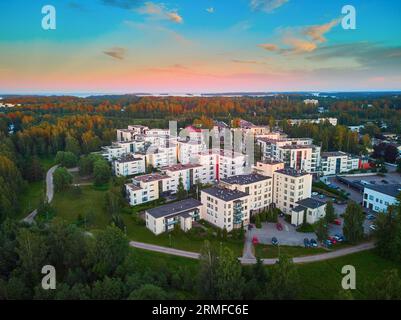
[255,244,327,259]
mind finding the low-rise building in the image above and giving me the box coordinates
[113,154,146,177]
[161,163,203,193]
[363,184,401,213]
[273,168,312,215]
[291,198,326,226]
[220,173,273,215]
[201,186,250,231]
[145,198,202,235]
[321,151,359,176]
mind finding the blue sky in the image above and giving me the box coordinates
[0,0,400,93]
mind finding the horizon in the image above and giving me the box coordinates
[1,0,401,93]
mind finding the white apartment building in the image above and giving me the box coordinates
[321,151,359,176]
[125,173,170,206]
[102,140,145,161]
[143,144,177,169]
[113,154,146,177]
[177,140,206,164]
[145,198,203,235]
[220,173,273,215]
[257,137,314,159]
[161,163,203,193]
[273,168,312,215]
[253,159,285,178]
[363,184,401,213]
[201,186,250,231]
[288,118,338,126]
[303,99,319,105]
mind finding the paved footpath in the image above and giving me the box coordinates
[23,164,59,224]
[130,240,375,265]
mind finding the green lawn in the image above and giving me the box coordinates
[51,185,110,228]
[255,244,327,259]
[50,186,244,255]
[17,181,45,219]
[296,250,401,299]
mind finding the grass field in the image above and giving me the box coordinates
[254,244,327,259]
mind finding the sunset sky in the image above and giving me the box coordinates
[1,0,401,94]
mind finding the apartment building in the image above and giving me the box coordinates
[321,151,359,176]
[201,186,250,231]
[142,144,177,169]
[253,159,285,178]
[288,118,338,126]
[220,173,273,215]
[161,163,203,193]
[363,184,401,213]
[273,168,312,215]
[145,198,202,235]
[125,173,170,206]
[113,154,146,177]
[291,198,326,226]
[177,140,206,165]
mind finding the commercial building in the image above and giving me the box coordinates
[145,198,202,235]
[201,186,250,231]
[363,184,401,213]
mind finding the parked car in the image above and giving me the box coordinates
[334,234,344,242]
[271,237,278,245]
[276,222,283,231]
[279,212,285,218]
[369,224,377,231]
[322,239,332,247]
[367,214,376,221]
[328,236,337,244]
[252,236,259,245]
[312,192,319,196]
[304,238,310,248]
[333,218,342,225]
[319,194,325,199]
[310,239,318,247]
[381,179,389,184]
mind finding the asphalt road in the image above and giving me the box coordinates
[129,239,375,265]
[23,164,58,224]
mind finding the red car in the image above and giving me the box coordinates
[252,236,259,245]
[276,222,283,231]
[328,236,337,244]
[333,218,342,225]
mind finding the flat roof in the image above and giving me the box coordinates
[134,173,170,183]
[296,198,326,209]
[275,168,310,177]
[221,173,271,185]
[116,154,144,163]
[146,198,202,219]
[364,184,401,198]
[202,186,249,201]
[321,151,347,158]
[126,183,142,191]
[162,163,202,172]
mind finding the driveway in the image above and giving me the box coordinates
[247,217,316,247]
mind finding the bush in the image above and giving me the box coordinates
[296,223,315,233]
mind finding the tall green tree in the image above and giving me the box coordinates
[314,218,329,241]
[197,240,219,299]
[215,247,244,300]
[366,269,401,300]
[93,159,111,186]
[325,201,336,223]
[268,255,299,300]
[343,201,365,244]
[53,167,73,192]
[177,175,187,200]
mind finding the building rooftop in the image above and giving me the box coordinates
[257,158,284,165]
[365,184,401,198]
[221,173,271,185]
[275,168,310,177]
[321,151,347,158]
[162,163,202,172]
[126,183,142,191]
[296,198,326,210]
[115,154,144,163]
[134,173,170,183]
[146,198,202,219]
[202,186,249,201]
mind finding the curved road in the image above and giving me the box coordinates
[23,165,59,224]
[130,240,375,265]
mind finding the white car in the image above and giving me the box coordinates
[312,192,319,196]
[369,224,377,231]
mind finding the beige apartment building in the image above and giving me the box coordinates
[220,173,273,216]
[273,168,312,215]
[201,186,250,232]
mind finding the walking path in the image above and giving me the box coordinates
[130,240,375,265]
[22,165,58,224]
